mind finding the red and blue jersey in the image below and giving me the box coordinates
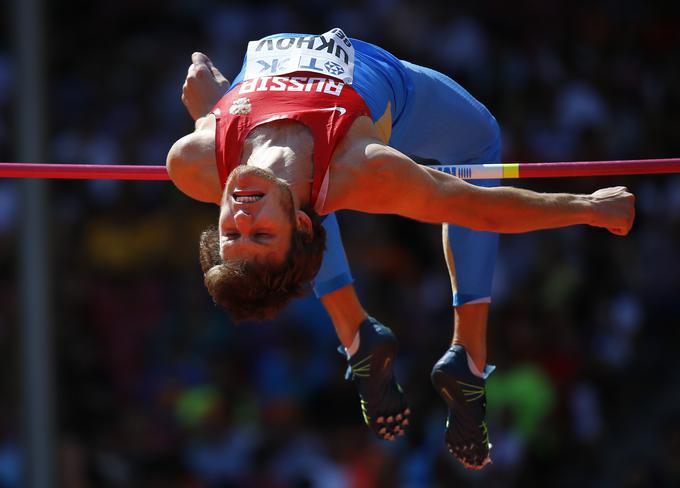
[211,71,370,211]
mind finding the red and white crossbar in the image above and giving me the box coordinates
[1,158,679,181]
[0,163,170,180]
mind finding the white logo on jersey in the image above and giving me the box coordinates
[238,76,345,97]
[229,97,252,115]
[316,107,347,115]
[244,28,355,84]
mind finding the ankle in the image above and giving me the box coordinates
[465,352,485,378]
[345,330,360,358]
[452,303,488,372]
[452,340,486,372]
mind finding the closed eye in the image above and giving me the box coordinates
[222,231,274,244]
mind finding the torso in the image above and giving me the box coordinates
[190,29,407,209]
[210,68,380,213]
[192,110,382,211]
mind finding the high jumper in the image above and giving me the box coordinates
[165,29,634,469]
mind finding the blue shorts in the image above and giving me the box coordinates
[314,58,500,305]
[231,33,501,305]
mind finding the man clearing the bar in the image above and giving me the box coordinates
[167,29,635,469]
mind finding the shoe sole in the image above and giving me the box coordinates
[431,364,476,423]
[353,327,410,440]
[431,362,491,469]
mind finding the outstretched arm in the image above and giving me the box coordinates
[334,142,635,235]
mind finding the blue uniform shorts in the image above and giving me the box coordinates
[232,33,501,305]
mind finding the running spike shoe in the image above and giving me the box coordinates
[431,345,494,469]
[342,317,410,441]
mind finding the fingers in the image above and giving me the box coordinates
[182,51,230,120]
[591,185,636,236]
[187,62,210,81]
[608,202,635,236]
[203,57,220,77]
[191,52,210,65]
[186,53,230,89]
[211,66,231,87]
[187,52,213,81]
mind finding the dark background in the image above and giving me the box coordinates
[1,0,680,486]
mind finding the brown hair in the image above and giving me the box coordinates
[199,207,326,321]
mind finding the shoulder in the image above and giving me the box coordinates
[166,115,222,204]
[323,116,399,212]
[330,115,385,165]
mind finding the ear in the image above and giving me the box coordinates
[295,209,313,236]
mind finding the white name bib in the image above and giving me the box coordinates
[244,28,355,84]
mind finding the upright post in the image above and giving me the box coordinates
[14,0,55,485]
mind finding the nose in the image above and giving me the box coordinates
[233,209,252,232]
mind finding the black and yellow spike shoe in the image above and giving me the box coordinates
[431,345,494,469]
[343,317,410,441]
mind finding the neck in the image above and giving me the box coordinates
[242,121,314,208]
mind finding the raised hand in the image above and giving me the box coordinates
[181,52,231,121]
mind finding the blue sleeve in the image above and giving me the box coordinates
[312,213,354,297]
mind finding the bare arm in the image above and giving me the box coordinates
[166,122,222,204]
[167,52,231,205]
[333,142,635,235]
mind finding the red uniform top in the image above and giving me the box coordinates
[211,72,370,213]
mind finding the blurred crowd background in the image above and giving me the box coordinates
[1,0,680,486]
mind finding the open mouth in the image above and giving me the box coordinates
[232,191,264,203]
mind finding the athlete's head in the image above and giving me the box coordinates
[199,165,325,320]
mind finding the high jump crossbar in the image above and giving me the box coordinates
[1,158,680,181]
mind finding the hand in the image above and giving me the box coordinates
[181,52,231,121]
[588,186,636,236]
